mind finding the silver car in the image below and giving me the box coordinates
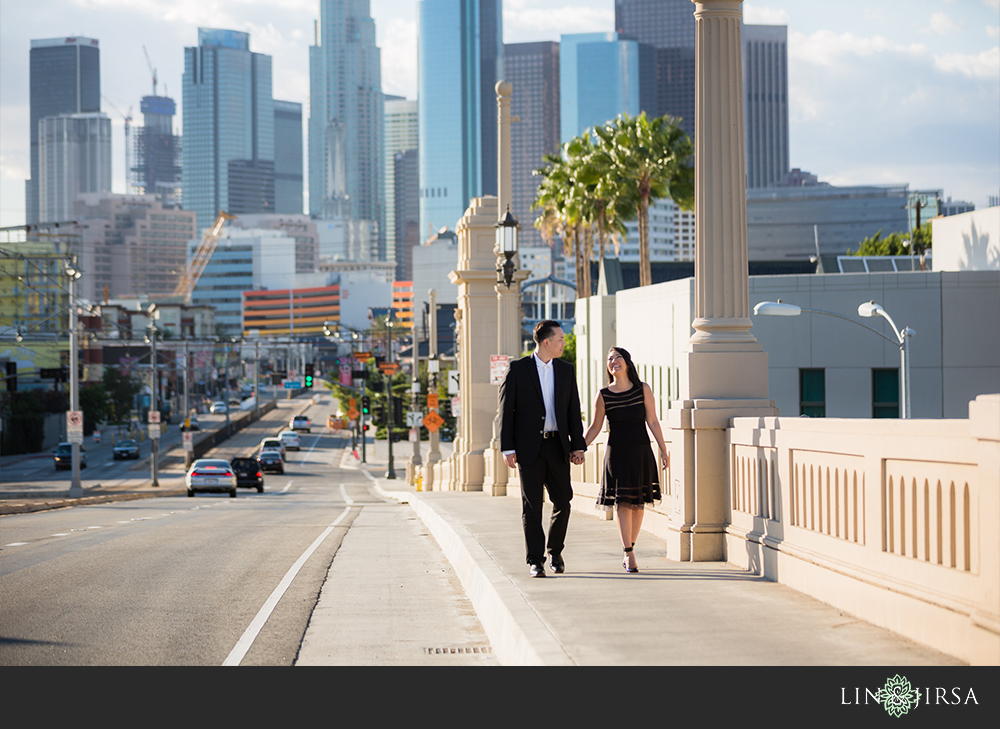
[186,458,237,498]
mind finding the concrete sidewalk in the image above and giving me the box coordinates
[319,447,966,667]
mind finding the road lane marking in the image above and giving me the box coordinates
[281,480,293,493]
[340,483,354,505]
[5,542,28,547]
[223,506,351,667]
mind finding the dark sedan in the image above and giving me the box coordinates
[257,448,284,474]
[231,457,264,492]
[113,439,140,460]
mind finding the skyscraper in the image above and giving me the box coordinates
[274,100,304,215]
[504,42,560,248]
[182,28,274,232]
[133,95,182,208]
[742,24,789,189]
[26,36,102,224]
[309,0,384,261]
[384,96,418,269]
[560,33,656,145]
[418,0,503,239]
[37,113,112,224]
[615,0,789,187]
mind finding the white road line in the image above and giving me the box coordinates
[298,435,320,464]
[339,483,354,505]
[223,506,351,667]
[281,480,293,493]
[5,542,29,547]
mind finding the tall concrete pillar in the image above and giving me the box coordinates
[447,195,502,491]
[484,80,529,496]
[666,0,778,561]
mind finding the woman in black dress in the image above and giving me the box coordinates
[582,347,669,573]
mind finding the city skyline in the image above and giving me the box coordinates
[1,0,997,229]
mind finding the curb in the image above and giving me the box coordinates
[357,457,571,667]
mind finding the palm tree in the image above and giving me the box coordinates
[533,149,589,296]
[596,113,694,287]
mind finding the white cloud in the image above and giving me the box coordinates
[790,29,927,69]
[503,5,613,41]
[743,4,791,26]
[380,18,418,100]
[986,26,1000,38]
[934,45,1000,78]
[925,12,963,36]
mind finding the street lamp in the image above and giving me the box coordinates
[753,300,916,418]
[65,264,83,498]
[385,317,397,480]
[495,206,519,288]
[144,308,160,487]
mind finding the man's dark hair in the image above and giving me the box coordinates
[533,320,561,345]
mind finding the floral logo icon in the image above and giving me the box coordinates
[880,674,919,717]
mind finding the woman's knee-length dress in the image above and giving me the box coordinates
[596,384,661,511]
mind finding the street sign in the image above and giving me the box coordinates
[422,410,445,432]
[149,424,161,439]
[427,393,439,409]
[448,370,460,394]
[354,351,372,361]
[182,431,194,452]
[148,411,161,424]
[67,410,83,443]
[379,362,400,375]
[406,411,423,427]
[349,398,356,407]
[490,355,511,385]
[346,407,360,420]
[283,380,303,389]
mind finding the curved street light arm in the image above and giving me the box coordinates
[799,308,902,348]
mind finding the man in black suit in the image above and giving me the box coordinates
[499,320,586,577]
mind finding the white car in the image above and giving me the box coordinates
[210,400,227,414]
[290,415,311,432]
[279,430,301,451]
[259,437,286,459]
[186,458,237,498]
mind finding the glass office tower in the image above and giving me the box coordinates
[133,95,182,207]
[309,0,384,261]
[27,37,101,224]
[182,28,274,232]
[274,100,304,215]
[418,0,502,239]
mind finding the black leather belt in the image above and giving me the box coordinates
[541,431,558,439]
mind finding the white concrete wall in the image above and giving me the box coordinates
[932,206,1000,272]
[577,271,1000,420]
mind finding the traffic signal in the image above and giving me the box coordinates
[361,396,370,415]
[304,363,314,388]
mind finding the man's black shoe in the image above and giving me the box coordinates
[550,557,565,574]
[529,563,546,578]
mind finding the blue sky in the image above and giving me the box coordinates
[1,0,997,228]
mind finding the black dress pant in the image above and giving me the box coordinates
[519,436,573,565]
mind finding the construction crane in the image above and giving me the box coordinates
[102,95,133,194]
[143,45,158,96]
[174,212,237,303]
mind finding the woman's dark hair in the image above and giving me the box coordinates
[607,347,641,387]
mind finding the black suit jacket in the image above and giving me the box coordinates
[499,354,586,465]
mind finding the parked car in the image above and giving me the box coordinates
[210,401,227,414]
[186,458,237,497]
[228,397,241,407]
[54,442,87,470]
[181,415,201,432]
[259,437,286,459]
[257,449,284,474]
[279,429,301,451]
[113,439,140,460]
[290,415,311,432]
[230,456,264,492]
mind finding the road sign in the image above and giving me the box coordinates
[490,355,511,385]
[379,362,400,375]
[349,398,356,407]
[346,407,359,420]
[67,410,83,441]
[182,431,194,452]
[283,380,303,389]
[149,424,161,439]
[448,369,460,394]
[422,410,445,432]
[427,392,439,409]
[406,411,423,427]
[148,411,161,424]
[354,351,372,361]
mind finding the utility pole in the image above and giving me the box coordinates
[149,319,159,487]
[67,264,83,498]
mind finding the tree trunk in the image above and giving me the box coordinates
[581,224,593,298]
[638,193,651,287]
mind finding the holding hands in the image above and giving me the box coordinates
[569,450,586,466]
